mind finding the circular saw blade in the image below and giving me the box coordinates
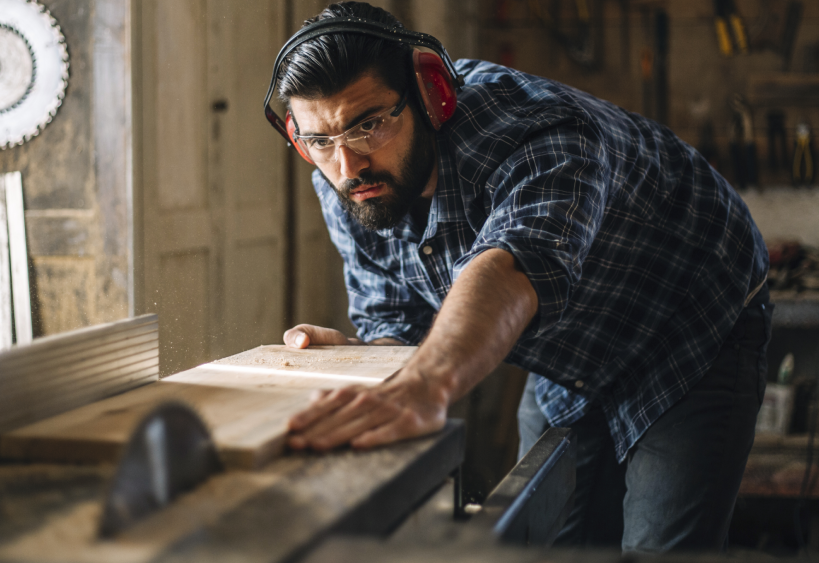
[98,402,223,538]
[0,0,69,149]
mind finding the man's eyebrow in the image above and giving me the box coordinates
[344,105,387,130]
[300,104,388,137]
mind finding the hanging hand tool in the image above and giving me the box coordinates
[767,111,788,172]
[655,9,669,125]
[729,94,758,189]
[793,121,815,187]
[780,1,803,70]
[98,402,223,538]
[713,0,748,56]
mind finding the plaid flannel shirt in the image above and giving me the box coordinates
[311,59,769,462]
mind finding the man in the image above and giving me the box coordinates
[268,1,771,552]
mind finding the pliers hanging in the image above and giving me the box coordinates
[713,0,748,56]
[793,122,815,186]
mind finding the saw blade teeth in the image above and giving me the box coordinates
[0,0,70,149]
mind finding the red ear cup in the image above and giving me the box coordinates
[412,50,457,130]
[286,110,316,165]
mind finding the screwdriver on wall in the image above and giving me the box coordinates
[713,0,748,56]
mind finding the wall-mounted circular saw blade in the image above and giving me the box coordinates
[0,0,70,149]
[98,402,223,538]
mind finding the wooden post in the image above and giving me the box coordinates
[3,172,33,345]
[0,175,12,350]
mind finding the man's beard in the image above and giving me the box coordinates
[328,117,435,231]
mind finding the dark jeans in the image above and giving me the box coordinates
[517,298,773,552]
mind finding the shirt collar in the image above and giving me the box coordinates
[376,131,470,242]
[430,131,470,225]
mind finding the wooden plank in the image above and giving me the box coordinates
[94,0,134,317]
[2,172,32,345]
[0,314,159,433]
[196,344,417,380]
[0,175,11,350]
[1,345,417,469]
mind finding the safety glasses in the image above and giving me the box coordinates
[293,92,408,164]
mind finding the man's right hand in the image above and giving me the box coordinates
[283,324,360,348]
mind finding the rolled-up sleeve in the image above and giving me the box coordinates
[453,118,609,338]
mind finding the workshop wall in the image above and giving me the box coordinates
[0,0,131,337]
[477,0,819,243]
[133,0,289,375]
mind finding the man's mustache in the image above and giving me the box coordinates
[338,172,396,198]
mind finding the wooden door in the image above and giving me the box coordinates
[136,0,289,375]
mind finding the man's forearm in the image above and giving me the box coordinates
[405,247,539,404]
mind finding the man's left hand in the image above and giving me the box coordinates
[286,366,449,451]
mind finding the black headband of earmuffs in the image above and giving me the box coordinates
[263,17,465,141]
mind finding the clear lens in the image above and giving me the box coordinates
[297,105,404,164]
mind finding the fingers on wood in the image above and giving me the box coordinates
[283,324,353,347]
[288,386,359,431]
[311,406,398,451]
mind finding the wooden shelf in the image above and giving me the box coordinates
[749,73,819,106]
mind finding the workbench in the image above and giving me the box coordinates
[0,321,465,563]
[0,314,587,562]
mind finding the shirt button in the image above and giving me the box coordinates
[574,380,584,389]
[422,245,433,255]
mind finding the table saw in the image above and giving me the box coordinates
[0,314,575,562]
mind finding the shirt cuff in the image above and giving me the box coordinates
[453,238,573,340]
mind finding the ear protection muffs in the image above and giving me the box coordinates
[411,50,458,130]
[263,17,464,164]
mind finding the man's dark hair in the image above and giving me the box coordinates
[277,2,412,102]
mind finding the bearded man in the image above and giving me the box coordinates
[264,1,772,552]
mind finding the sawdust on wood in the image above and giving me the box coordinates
[212,346,413,373]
